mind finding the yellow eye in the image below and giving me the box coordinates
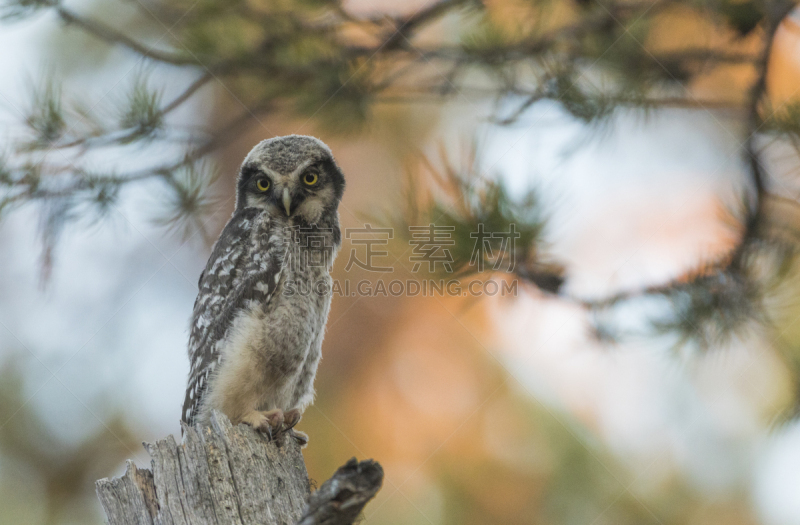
[256,178,270,192]
[303,172,319,186]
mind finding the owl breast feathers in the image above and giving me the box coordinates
[182,135,344,442]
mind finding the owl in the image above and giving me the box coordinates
[181,135,345,445]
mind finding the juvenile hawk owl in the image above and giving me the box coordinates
[182,135,345,444]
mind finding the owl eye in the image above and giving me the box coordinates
[303,171,319,186]
[255,178,270,192]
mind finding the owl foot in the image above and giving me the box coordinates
[241,408,284,440]
[283,408,302,431]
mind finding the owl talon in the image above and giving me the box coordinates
[288,429,308,447]
[283,408,302,431]
[241,409,284,440]
[261,408,285,439]
[263,408,284,429]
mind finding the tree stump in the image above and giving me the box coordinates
[95,412,382,525]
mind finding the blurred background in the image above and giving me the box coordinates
[2,0,800,524]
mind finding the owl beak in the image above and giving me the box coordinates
[282,187,292,216]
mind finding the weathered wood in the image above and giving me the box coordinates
[96,412,382,525]
[96,412,308,525]
[297,458,384,525]
[96,460,159,525]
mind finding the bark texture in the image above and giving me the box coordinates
[95,412,382,525]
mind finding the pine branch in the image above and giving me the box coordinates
[162,72,214,115]
[735,0,797,262]
[382,0,469,50]
[55,6,194,65]
[3,0,799,316]
[506,1,797,309]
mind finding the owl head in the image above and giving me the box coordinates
[235,135,345,224]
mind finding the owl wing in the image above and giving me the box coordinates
[182,207,286,425]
